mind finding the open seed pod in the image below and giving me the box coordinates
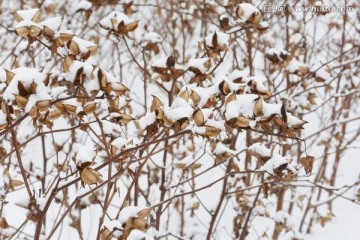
[150,95,163,112]
[36,100,51,112]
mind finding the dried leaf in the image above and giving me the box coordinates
[300,156,315,174]
[80,167,102,187]
[0,217,10,229]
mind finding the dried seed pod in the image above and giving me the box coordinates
[236,116,250,128]
[83,103,97,114]
[80,167,102,187]
[47,110,62,120]
[154,108,164,120]
[150,95,163,112]
[63,56,74,73]
[0,123,9,130]
[117,113,134,125]
[36,100,51,112]
[14,95,28,108]
[225,92,237,106]
[63,104,77,114]
[205,126,221,138]
[193,109,205,126]
[109,83,129,96]
[166,56,176,68]
[29,25,42,37]
[253,97,263,117]
[100,227,112,240]
[30,81,37,94]
[178,90,189,101]
[15,26,30,36]
[69,40,80,55]
[5,69,15,84]
[125,21,139,32]
[191,90,201,105]
[219,80,230,95]
[137,208,152,219]
[132,218,146,231]
[59,32,74,43]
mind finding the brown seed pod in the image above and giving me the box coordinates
[193,109,205,126]
[36,100,51,112]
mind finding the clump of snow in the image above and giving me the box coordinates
[204,31,230,48]
[99,11,135,29]
[262,101,281,117]
[228,69,249,82]
[237,3,260,23]
[286,59,308,73]
[40,17,63,32]
[75,0,92,11]
[127,229,147,240]
[72,36,97,54]
[2,67,52,112]
[248,143,272,158]
[142,32,162,43]
[259,154,290,175]
[225,94,258,119]
[118,206,147,224]
[187,58,210,73]
[275,210,294,229]
[15,8,39,21]
[138,112,156,129]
